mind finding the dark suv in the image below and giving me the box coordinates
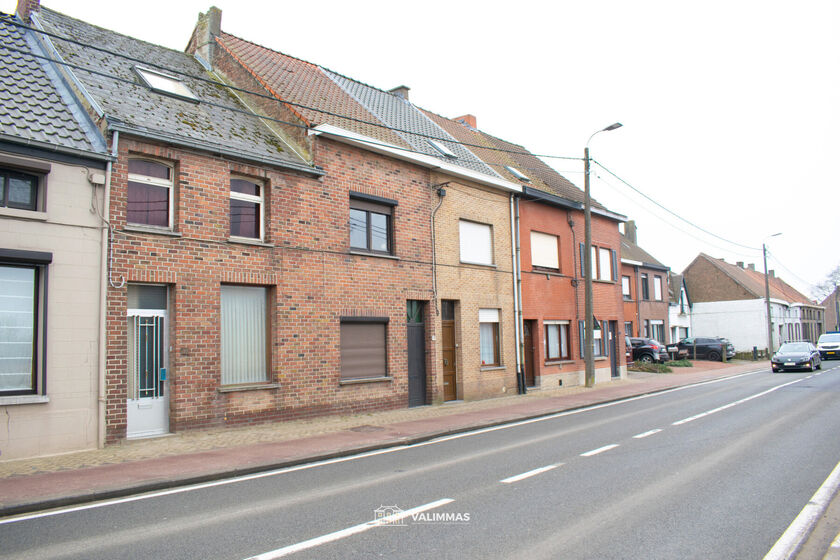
[628,337,669,363]
[676,337,735,361]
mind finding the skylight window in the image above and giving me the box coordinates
[428,139,457,158]
[135,66,198,102]
[504,166,530,182]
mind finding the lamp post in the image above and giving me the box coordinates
[763,232,782,355]
[584,122,622,388]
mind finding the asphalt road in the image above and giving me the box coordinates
[3,363,840,560]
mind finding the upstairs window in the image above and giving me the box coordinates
[460,220,493,266]
[654,275,663,301]
[349,194,394,255]
[580,243,616,281]
[530,231,559,270]
[0,168,38,211]
[622,276,632,300]
[230,177,264,240]
[641,273,650,300]
[127,159,173,228]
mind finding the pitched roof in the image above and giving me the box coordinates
[33,8,315,173]
[620,233,669,270]
[0,14,107,158]
[668,272,685,304]
[688,253,814,304]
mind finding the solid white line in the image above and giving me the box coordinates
[764,459,840,560]
[581,444,619,457]
[500,464,560,484]
[243,498,454,559]
[831,531,840,550]
[633,429,663,439]
[0,368,769,525]
[672,377,805,426]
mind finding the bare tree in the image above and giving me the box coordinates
[813,265,840,301]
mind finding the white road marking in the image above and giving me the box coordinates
[764,458,840,560]
[633,429,663,439]
[0,368,769,524]
[831,531,840,551]
[581,444,619,457]
[672,377,805,426]
[243,498,454,559]
[500,464,561,484]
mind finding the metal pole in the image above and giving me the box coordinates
[584,147,594,387]
[764,243,773,354]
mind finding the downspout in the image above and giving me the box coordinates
[430,185,447,315]
[567,212,579,322]
[635,265,641,336]
[97,130,118,448]
[510,193,524,394]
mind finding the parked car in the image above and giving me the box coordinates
[676,336,735,361]
[816,332,840,360]
[629,337,669,363]
[771,342,821,372]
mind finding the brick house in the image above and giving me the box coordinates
[0,10,112,459]
[821,287,840,333]
[682,253,823,352]
[197,10,526,402]
[620,221,670,343]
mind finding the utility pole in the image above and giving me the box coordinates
[764,243,773,355]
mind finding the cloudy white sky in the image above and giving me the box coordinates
[5,0,838,298]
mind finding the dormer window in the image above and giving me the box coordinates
[504,166,530,182]
[428,139,456,158]
[135,66,198,102]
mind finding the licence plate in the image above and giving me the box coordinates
[667,346,677,352]
[828,351,836,355]
[784,362,795,366]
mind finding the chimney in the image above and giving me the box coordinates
[769,270,775,278]
[190,7,222,67]
[16,0,40,22]
[389,85,410,100]
[455,114,477,129]
[748,263,755,271]
[624,220,637,244]
[736,261,744,268]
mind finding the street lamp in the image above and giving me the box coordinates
[763,232,782,355]
[584,122,622,388]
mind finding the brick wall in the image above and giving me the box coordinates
[683,256,753,303]
[105,135,435,442]
[519,200,626,387]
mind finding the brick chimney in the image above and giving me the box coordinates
[624,220,637,244]
[455,114,477,129]
[748,263,755,271]
[736,261,744,268]
[189,6,222,67]
[389,85,410,100]
[769,269,775,278]
[16,0,40,22]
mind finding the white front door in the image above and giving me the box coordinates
[126,310,169,438]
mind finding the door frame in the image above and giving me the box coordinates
[523,320,536,387]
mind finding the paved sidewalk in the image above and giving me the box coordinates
[0,360,767,517]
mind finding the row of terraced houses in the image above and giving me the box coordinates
[0,1,824,460]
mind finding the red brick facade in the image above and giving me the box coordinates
[519,199,626,388]
[620,262,670,341]
[105,135,436,442]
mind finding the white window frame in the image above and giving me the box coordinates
[530,231,559,270]
[220,285,269,386]
[654,275,663,301]
[598,247,612,281]
[479,308,500,367]
[621,275,631,299]
[127,158,174,229]
[459,220,493,266]
[229,176,265,242]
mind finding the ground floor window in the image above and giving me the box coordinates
[0,251,50,396]
[545,320,570,360]
[340,318,388,380]
[650,320,664,343]
[624,321,634,337]
[479,308,500,366]
[579,320,606,358]
[220,285,268,385]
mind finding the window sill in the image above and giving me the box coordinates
[124,225,182,237]
[228,237,274,248]
[339,376,392,386]
[0,207,47,221]
[532,267,562,275]
[594,356,608,362]
[349,250,400,261]
[0,394,49,406]
[480,365,505,371]
[460,261,497,269]
[544,359,574,366]
[217,382,280,393]
[594,279,615,284]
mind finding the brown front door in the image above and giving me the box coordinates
[523,320,536,387]
[442,300,457,401]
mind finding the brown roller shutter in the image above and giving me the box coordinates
[340,321,387,379]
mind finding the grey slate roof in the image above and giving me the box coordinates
[324,70,499,177]
[620,233,669,270]
[0,14,107,158]
[33,8,315,173]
